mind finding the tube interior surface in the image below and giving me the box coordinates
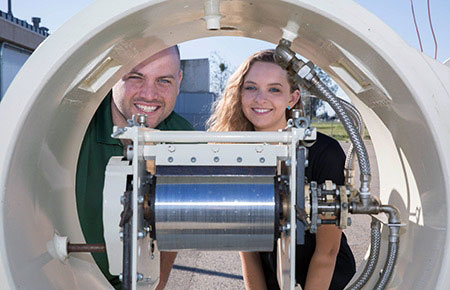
[0,0,449,289]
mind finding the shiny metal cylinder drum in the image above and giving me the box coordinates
[155,175,276,251]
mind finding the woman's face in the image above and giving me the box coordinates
[241,61,300,131]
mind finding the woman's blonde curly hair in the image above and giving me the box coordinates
[206,49,299,132]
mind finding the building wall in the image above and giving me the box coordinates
[176,58,215,131]
[0,10,48,100]
[0,43,32,99]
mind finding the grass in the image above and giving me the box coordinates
[311,121,370,141]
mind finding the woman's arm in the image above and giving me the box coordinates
[303,224,342,290]
[240,252,268,290]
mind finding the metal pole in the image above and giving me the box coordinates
[8,0,13,16]
[67,243,106,253]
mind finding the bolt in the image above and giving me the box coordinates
[342,202,348,210]
[281,223,291,233]
[137,231,146,239]
[255,145,263,153]
[236,157,242,163]
[168,145,176,152]
[138,195,144,204]
[213,156,220,162]
[168,157,173,163]
[137,273,144,281]
[191,157,197,163]
[259,157,265,163]
[136,114,147,126]
[143,277,153,283]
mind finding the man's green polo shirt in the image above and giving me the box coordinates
[76,93,194,289]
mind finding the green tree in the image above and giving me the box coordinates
[209,51,235,98]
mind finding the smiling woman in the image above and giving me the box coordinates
[208,49,356,290]
[240,61,299,132]
[207,50,299,132]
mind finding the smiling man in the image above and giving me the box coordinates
[76,46,194,290]
[111,46,187,129]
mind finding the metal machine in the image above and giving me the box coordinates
[85,39,401,290]
[1,1,450,290]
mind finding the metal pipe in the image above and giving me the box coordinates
[8,0,13,16]
[373,205,401,289]
[140,130,308,143]
[346,218,381,290]
[67,243,106,253]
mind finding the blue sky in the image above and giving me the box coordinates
[1,0,448,65]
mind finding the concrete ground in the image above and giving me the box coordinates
[165,141,378,290]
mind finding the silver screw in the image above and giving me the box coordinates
[143,277,153,283]
[137,231,146,239]
[136,114,147,126]
[236,157,242,163]
[168,145,176,152]
[282,223,291,233]
[168,157,174,163]
[191,157,197,163]
[213,156,220,162]
[259,157,265,163]
[137,273,144,281]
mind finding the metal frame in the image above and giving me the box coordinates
[110,126,316,290]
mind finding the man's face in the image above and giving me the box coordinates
[112,47,182,128]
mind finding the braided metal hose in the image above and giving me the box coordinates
[340,99,364,171]
[346,218,381,290]
[309,76,371,197]
[374,241,399,289]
